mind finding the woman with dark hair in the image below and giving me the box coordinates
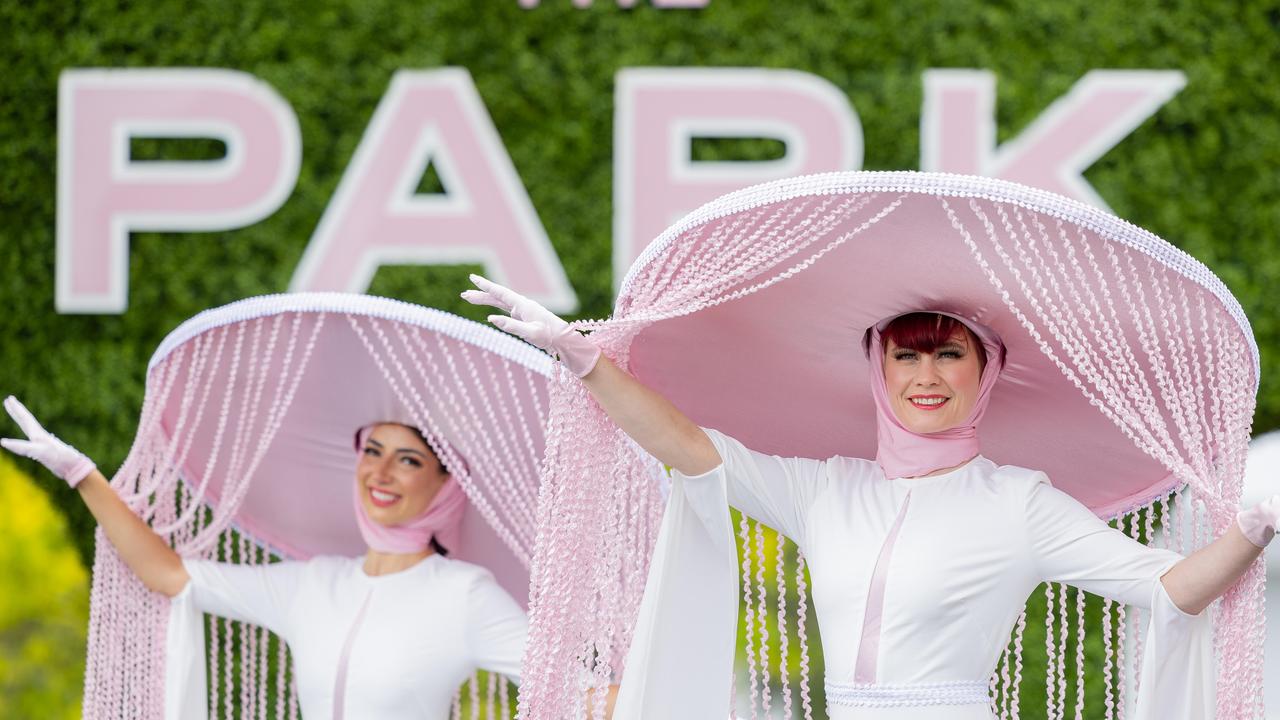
[2,405,528,720]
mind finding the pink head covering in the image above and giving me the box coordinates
[865,312,1006,479]
[352,425,468,554]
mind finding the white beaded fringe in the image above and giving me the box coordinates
[825,679,992,707]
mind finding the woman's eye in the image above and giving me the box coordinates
[893,351,917,361]
[362,447,380,456]
[939,351,963,359]
[400,456,422,468]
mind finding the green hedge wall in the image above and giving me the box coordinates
[2,0,1278,678]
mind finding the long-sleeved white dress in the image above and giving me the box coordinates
[616,428,1215,720]
[164,553,527,720]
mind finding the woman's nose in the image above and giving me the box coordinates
[369,457,395,481]
[914,358,941,384]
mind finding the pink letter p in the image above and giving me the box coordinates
[57,69,301,313]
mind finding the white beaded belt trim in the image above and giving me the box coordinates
[825,680,991,707]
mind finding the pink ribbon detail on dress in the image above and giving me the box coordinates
[867,312,1005,480]
[853,491,911,684]
[332,589,373,720]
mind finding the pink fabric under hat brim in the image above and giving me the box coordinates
[620,172,1258,519]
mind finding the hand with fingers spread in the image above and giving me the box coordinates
[1237,496,1280,547]
[465,276,720,476]
[462,274,601,377]
[2,396,97,487]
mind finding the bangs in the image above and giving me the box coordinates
[881,313,987,366]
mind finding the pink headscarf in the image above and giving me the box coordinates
[352,425,468,554]
[865,312,1006,480]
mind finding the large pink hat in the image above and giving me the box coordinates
[143,293,551,602]
[522,171,1262,719]
[616,172,1258,518]
[83,293,554,717]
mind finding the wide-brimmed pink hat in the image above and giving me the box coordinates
[81,293,562,719]
[615,172,1258,519]
[142,293,551,600]
[522,171,1262,719]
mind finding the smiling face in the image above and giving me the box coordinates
[356,423,450,527]
[882,326,984,434]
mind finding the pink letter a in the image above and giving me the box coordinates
[290,70,576,312]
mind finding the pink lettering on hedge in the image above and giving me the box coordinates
[289,70,576,312]
[57,69,300,313]
[921,69,1186,209]
[613,68,862,287]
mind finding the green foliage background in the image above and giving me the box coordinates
[2,0,1278,715]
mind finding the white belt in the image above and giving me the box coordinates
[825,680,991,707]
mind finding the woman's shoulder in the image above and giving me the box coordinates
[971,458,1053,503]
[977,459,1096,518]
[300,554,362,569]
[823,454,883,481]
[293,554,363,582]
[430,558,521,611]
[982,459,1051,486]
[423,555,504,588]
[307,554,504,595]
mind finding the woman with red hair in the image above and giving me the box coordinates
[465,274,1275,720]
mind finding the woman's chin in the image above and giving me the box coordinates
[361,500,403,526]
[903,417,960,435]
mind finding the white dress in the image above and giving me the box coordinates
[164,554,527,720]
[616,428,1215,720]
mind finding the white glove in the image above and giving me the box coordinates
[1237,496,1280,548]
[1,396,97,488]
[462,274,601,377]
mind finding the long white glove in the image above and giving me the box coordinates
[1,396,97,488]
[462,274,601,377]
[1237,496,1280,548]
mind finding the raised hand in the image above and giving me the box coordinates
[462,274,601,377]
[1237,496,1280,547]
[1,396,97,488]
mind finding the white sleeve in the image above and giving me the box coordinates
[1131,579,1216,719]
[165,558,305,720]
[180,558,306,637]
[674,427,828,544]
[614,448,739,719]
[615,428,827,719]
[1023,478,1215,719]
[464,569,529,683]
[165,583,208,720]
[1023,477,1182,607]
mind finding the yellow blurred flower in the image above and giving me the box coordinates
[0,456,87,719]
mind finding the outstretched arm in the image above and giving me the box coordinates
[463,276,719,476]
[2,396,189,597]
[1160,500,1274,615]
[580,355,719,476]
